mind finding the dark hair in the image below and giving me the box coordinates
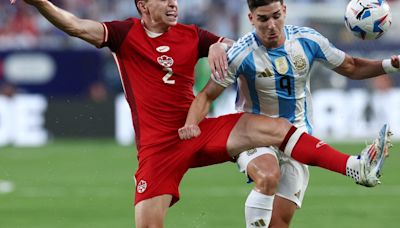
[135,0,141,15]
[247,0,283,12]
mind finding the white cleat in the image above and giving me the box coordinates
[357,124,393,187]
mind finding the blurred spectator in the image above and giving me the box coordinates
[370,74,394,92]
[0,82,17,97]
[88,81,108,103]
[0,0,246,49]
[1,0,399,98]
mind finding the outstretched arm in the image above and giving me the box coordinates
[178,80,225,140]
[11,0,104,47]
[334,54,400,80]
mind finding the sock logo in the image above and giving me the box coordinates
[251,219,267,227]
[316,141,327,149]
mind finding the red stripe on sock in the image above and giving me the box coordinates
[291,134,350,175]
[279,126,297,151]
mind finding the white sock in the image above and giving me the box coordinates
[245,190,274,228]
[346,155,361,182]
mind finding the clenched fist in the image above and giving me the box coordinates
[178,124,201,140]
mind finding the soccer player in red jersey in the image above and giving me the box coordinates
[12,0,392,228]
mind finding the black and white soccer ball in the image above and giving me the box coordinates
[344,0,392,40]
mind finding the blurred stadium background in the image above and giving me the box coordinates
[1,0,400,227]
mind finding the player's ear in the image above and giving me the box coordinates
[137,0,148,14]
[282,4,287,14]
[248,13,254,26]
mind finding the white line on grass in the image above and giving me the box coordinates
[0,180,15,194]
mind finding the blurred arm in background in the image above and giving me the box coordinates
[10,0,104,47]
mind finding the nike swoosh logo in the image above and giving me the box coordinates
[156,46,170,53]
[316,141,326,149]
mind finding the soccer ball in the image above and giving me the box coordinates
[344,0,392,40]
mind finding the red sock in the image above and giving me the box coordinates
[280,127,349,175]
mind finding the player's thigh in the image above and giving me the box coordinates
[270,196,297,228]
[226,113,291,157]
[190,113,242,168]
[135,194,172,228]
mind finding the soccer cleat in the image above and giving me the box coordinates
[357,124,393,187]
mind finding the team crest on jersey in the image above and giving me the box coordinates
[292,55,307,72]
[156,46,170,53]
[137,180,147,194]
[274,57,289,75]
[157,55,174,68]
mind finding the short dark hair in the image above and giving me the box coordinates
[135,0,142,15]
[247,0,283,12]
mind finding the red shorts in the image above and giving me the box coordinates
[134,113,243,206]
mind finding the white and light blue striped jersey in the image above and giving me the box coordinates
[213,25,345,134]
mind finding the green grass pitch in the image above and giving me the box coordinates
[0,140,399,227]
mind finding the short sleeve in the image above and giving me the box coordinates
[196,26,221,58]
[312,32,346,69]
[100,18,135,52]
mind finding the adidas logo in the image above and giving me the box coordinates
[294,190,301,199]
[250,219,267,227]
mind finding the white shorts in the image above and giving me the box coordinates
[237,147,309,208]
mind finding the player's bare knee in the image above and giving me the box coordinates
[253,169,280,194]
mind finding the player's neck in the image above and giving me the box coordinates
[260,32,286,49]
[142,20,164,38]
[141,18,170,34]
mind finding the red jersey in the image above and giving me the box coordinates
[101,18,220,151]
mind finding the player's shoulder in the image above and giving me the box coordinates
[105,17,137,25]
[227,32,259,66]
[172,23,200,36]
[236,32,257,45]
[229,32,258,54]
[285,25,326,41]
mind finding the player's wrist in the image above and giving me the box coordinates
[382,56,400,74]
[217,37,229,51]
[219,42,229,52]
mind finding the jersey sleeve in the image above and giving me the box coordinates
[196,26,221,58]
[310,31,346,69]
[100,18,135,52]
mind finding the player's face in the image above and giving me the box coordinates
[248,2,286,48]
[144,0,179,31]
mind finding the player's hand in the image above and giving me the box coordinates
[178,124,201,140]
[390,55,400,69]
[208,42,228,81]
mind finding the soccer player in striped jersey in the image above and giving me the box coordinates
[13,0,394,228]
[182,0,398,227]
